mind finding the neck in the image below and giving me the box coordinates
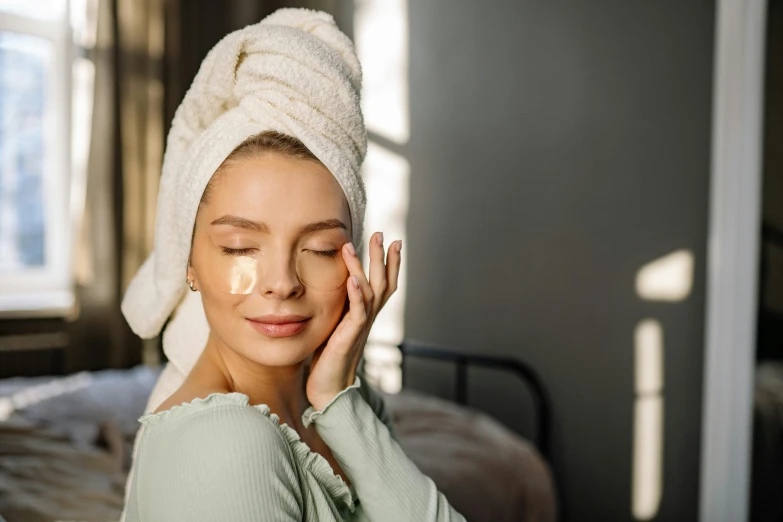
[196,332,312,430]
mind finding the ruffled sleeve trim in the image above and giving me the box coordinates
[274,411,357,511]
[301,375,362,429]
[138,392,251,426]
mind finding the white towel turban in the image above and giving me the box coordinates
[119,8,367,383]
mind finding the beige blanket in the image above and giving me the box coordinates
[382,389,557,522]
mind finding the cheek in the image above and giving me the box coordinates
[310,288,349,334]
[193,257,248,338]
[199,288,245,344]
[194,263,242,308]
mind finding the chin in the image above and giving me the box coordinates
[235,334,318,367]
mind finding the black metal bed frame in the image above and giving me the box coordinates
[398,339,552,462]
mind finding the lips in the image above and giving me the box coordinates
[248,314,310,324]
[246,315,311,338]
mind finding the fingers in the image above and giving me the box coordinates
[368,232,387,307]
[342,242,373,308]
[347,275,367,324]
[329,274,367,355]
[383,240,402,305]
[341,233,402,314]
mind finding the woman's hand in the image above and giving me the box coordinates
[306,232,402,411]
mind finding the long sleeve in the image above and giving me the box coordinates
[302,376,467,522]
[126,402,304,522]
[355,368,399,442]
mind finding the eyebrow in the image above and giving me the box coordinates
[210,215,348,235]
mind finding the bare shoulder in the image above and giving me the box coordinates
[153,381,230,414]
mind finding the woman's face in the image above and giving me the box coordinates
[188,153,352,368]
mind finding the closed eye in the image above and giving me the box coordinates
[220,247,256,256]
[307,249,339,258]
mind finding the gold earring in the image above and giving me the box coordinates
[188,279,197,292]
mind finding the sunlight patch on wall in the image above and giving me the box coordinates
[636,249,694,302]
[631,250,692,518]
[632,319,665,520]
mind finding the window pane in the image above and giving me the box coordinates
[0,32,50,269]
[0,0,66,22]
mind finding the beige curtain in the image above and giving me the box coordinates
[116,0,165,293]
[116,0,166,365]
[66,0,165,371]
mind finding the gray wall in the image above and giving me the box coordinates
[402,2,714,521]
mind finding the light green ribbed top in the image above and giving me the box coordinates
[124,373,465,521]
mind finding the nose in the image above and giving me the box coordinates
[258,249,303,300]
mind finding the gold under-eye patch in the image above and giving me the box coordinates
[228,256,258,294]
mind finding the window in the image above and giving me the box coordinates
[0,1,91,316]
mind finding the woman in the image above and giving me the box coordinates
[120,8,466,522]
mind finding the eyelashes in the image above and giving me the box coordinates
[219,247,339,258]
[311,249,339,258]
[220,247,255,257]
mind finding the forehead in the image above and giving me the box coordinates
[203,154,350,223]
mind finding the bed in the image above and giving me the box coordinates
[0,341,557,522]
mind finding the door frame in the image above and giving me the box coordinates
[699,0,768,521]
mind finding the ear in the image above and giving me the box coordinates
[187,264,196,281]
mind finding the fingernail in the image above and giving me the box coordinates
[396,240,402,253]
[376,232,384,246]
[346,242,356,256]
[351,275,359,288]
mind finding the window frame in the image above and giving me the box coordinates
[0,9,74,317]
